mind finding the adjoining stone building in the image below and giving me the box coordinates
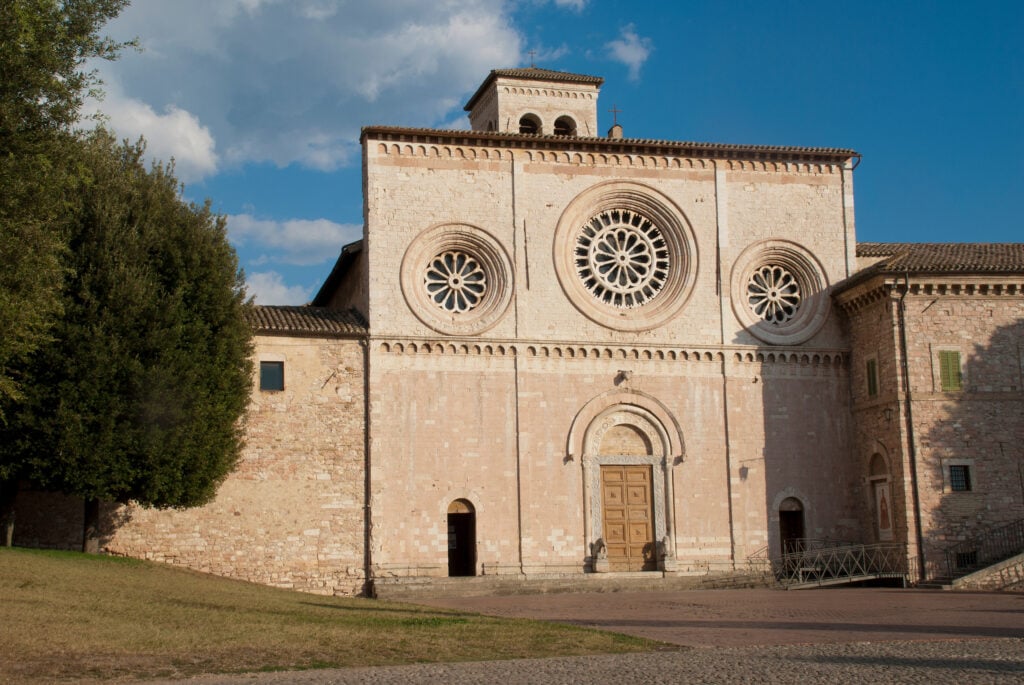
[14,68,1024,595]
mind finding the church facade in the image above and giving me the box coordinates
[15,69,1024,595]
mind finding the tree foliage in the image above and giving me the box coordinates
[5,131,253,509]
[0,0,133,412]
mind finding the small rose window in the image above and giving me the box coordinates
[400,224,513,336]
[730,240,830,345]
[747,264,801,324]
[424,250,487,313]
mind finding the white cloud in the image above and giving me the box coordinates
[554,0,587,10]
[228,214,361,266]
[92,0,521,178]
[86,81,218,183]
[605,24,652,81]
[245,271,314,305]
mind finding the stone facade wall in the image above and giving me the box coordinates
[902,288,1024,569]
[364,139,854,350]
[363,131,859,577]
[367,341,854,577]
[843,281,1024,578]
[843,293,912,552]
[104,334,367,596]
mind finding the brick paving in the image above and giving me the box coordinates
[150,588,1024,684]
[414,587,1024,647]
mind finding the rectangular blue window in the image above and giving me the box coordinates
[259,361,284,391]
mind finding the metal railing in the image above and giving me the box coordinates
[941,518,1024,581]
[774,539,911,589]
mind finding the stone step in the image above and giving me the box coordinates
[371,571,773,601]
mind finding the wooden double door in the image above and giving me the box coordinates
[601,465,656,571]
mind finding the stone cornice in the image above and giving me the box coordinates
[362,126,858,166]
[834,273,1024,315]
[372,336,848,369]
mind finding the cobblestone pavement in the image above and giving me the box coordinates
[148,589,1024,684]
[155,639,1024,684]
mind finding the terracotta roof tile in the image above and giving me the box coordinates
[362,126,858,159]
[489,67,604,84]
[246,306,366,336]
[856,243,1024,272]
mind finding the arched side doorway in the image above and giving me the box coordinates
[447,499,476,577]
[869,453,893,542]
[778,497,805,554]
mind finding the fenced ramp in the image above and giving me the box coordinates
[774,540,911,590]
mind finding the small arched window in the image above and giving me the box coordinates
[554,115,577,136]
[519,114,541,134]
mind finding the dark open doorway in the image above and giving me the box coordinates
[779,497,805,554]
[447,499,476,577]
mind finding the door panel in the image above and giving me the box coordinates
[601,465,655,571]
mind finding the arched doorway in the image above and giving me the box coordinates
[447,499,476,577]
[580,404,677,572]
[778,497,805,554]
[869,453,893,541]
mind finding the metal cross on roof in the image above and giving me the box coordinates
[609,105,622,125]
[527,50,537,68]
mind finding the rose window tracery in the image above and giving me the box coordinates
[424,250,487,313]
[574,209,670,308]
[730,240,830,345]
[747,264,801,324]
[401,224,513,335]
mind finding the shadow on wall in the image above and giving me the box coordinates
[10,486,133,553]
[756,345,855,560]
[920,319,1024,576]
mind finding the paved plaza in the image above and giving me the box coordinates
[155,588,1024,684]
[415,587,1024,647]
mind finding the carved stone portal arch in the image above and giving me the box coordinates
[578,403,679,572]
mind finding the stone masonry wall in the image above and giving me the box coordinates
[844,293,912,551]
[105,334,368,596]
[363,132,859,578]
[902,289,1024,570]
[363,139,854,350]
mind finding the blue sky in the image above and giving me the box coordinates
[90,1,1023,305]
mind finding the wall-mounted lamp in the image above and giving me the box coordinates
[883,407,894,422]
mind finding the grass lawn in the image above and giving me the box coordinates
[0,547,659,682]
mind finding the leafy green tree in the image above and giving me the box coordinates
[1,0,134,544]
[4,131,253,551]
[0,0,132,411]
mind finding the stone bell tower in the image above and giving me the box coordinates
[464,67,603,137]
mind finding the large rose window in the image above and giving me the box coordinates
[553,182,697,331]
[574,209,669,309]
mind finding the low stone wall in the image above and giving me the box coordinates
[952,552,1024,591]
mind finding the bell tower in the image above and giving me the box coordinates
[464,67,603,137]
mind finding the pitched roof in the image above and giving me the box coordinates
[312,239,363,307]
[246,305,366,337]
[464,67,604,111]
[361,125,858,160]
[857,243,1024,273]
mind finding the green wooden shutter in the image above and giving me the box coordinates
[938,351,961,391]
